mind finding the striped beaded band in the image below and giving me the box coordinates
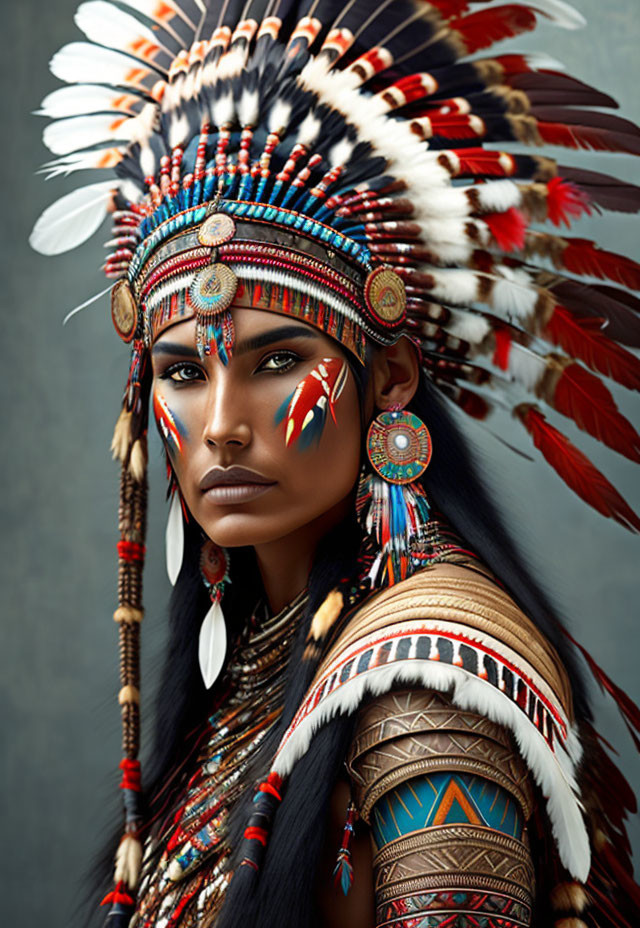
[130,219,407,362]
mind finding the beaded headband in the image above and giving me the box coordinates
[114,196,407,362]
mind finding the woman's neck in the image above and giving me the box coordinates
[254,497,352,613]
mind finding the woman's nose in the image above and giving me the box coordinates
[201,376,252,450]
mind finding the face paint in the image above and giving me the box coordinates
[153,390,187,456]
[275,358,348,449]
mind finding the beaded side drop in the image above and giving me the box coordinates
[131,591,308,928]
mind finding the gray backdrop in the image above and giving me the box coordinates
[2,1,639,925]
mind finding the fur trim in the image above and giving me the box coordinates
[550,881,589,913]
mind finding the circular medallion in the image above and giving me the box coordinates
[111,279,137,342]
[364,267,406,325]
[197,213,236,247]
[200,540,229,591]
[190,263,238,315]
[367,410,432,485]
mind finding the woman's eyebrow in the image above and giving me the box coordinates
[235,325,320,355]
[151,342,200,358]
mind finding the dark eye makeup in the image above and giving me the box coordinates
[156,347,303,383]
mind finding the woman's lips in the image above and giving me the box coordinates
[203,483,275,504]
[199,466,276,504]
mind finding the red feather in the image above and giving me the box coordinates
[551,361,640,461]
[484,207,526,251]
[537,120,640,155]
[490,53,545,76]
[451,6,536,54]
[561,629,640,755]
[516,404,640,531]
[560,238,640,290]
[545,306,640,392]
[453,148,515,177]
[428,115,485,139]
[545,177,591,227]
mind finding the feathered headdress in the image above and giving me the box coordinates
[30,0,640,922]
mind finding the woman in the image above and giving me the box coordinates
[31,1,640,926]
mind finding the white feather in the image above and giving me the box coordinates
[36,84,143,119]
[38,147,125,178]
[165,491,184,586]
[168,111,190,149]
[431,269,481,306]
[520,51,566,71]
[446,309,491,344]
[212,92,234,130]
[268,100,292,135]
[43,114,135,156]
[117,0,196,36]
[328,137,354,169]
[238,88,259,128]
[413,187,470,218]
[50,42,158,87]
[30,180,119,255]
[475,179,521,212]
[198,600,227,689]
[491,265,538,323]
[507,343,547,392]
[114,833,143,888]
[528,0,586,29]
[296,111,322,148]
[75,2,174,58]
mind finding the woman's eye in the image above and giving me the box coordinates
[161,362,204,383]
[257,351,300,373]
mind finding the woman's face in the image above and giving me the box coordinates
[150,308,364,549]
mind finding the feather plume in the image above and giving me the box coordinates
[561,628,640,751]
[75,1,175,60]
[111,407,133,463]
[165,490,184,586]
[50,42,161,88]
[36,84,146,119]
[560,239,640,290]
[309,589,344,642]
[516,404,640,531]
[43,114,136,155]
[548,360,640,462]
[198,599,227,689]
[114,833,143,888]
[30,180,118,255]
[129,436,147,480]
[544,307,640,392]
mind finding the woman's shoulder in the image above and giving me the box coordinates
[319,561,573,724]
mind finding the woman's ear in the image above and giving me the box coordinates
[370,337,421,411]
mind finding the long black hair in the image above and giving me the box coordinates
[87,360,591,927]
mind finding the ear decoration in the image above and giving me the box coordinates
[198,540,230,689]
[165,489,184,586]
[275,358,349,449]
[357,409,433,586]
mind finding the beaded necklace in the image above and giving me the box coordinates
[132,590,308,928]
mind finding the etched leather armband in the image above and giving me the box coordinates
[347,689,535,927]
